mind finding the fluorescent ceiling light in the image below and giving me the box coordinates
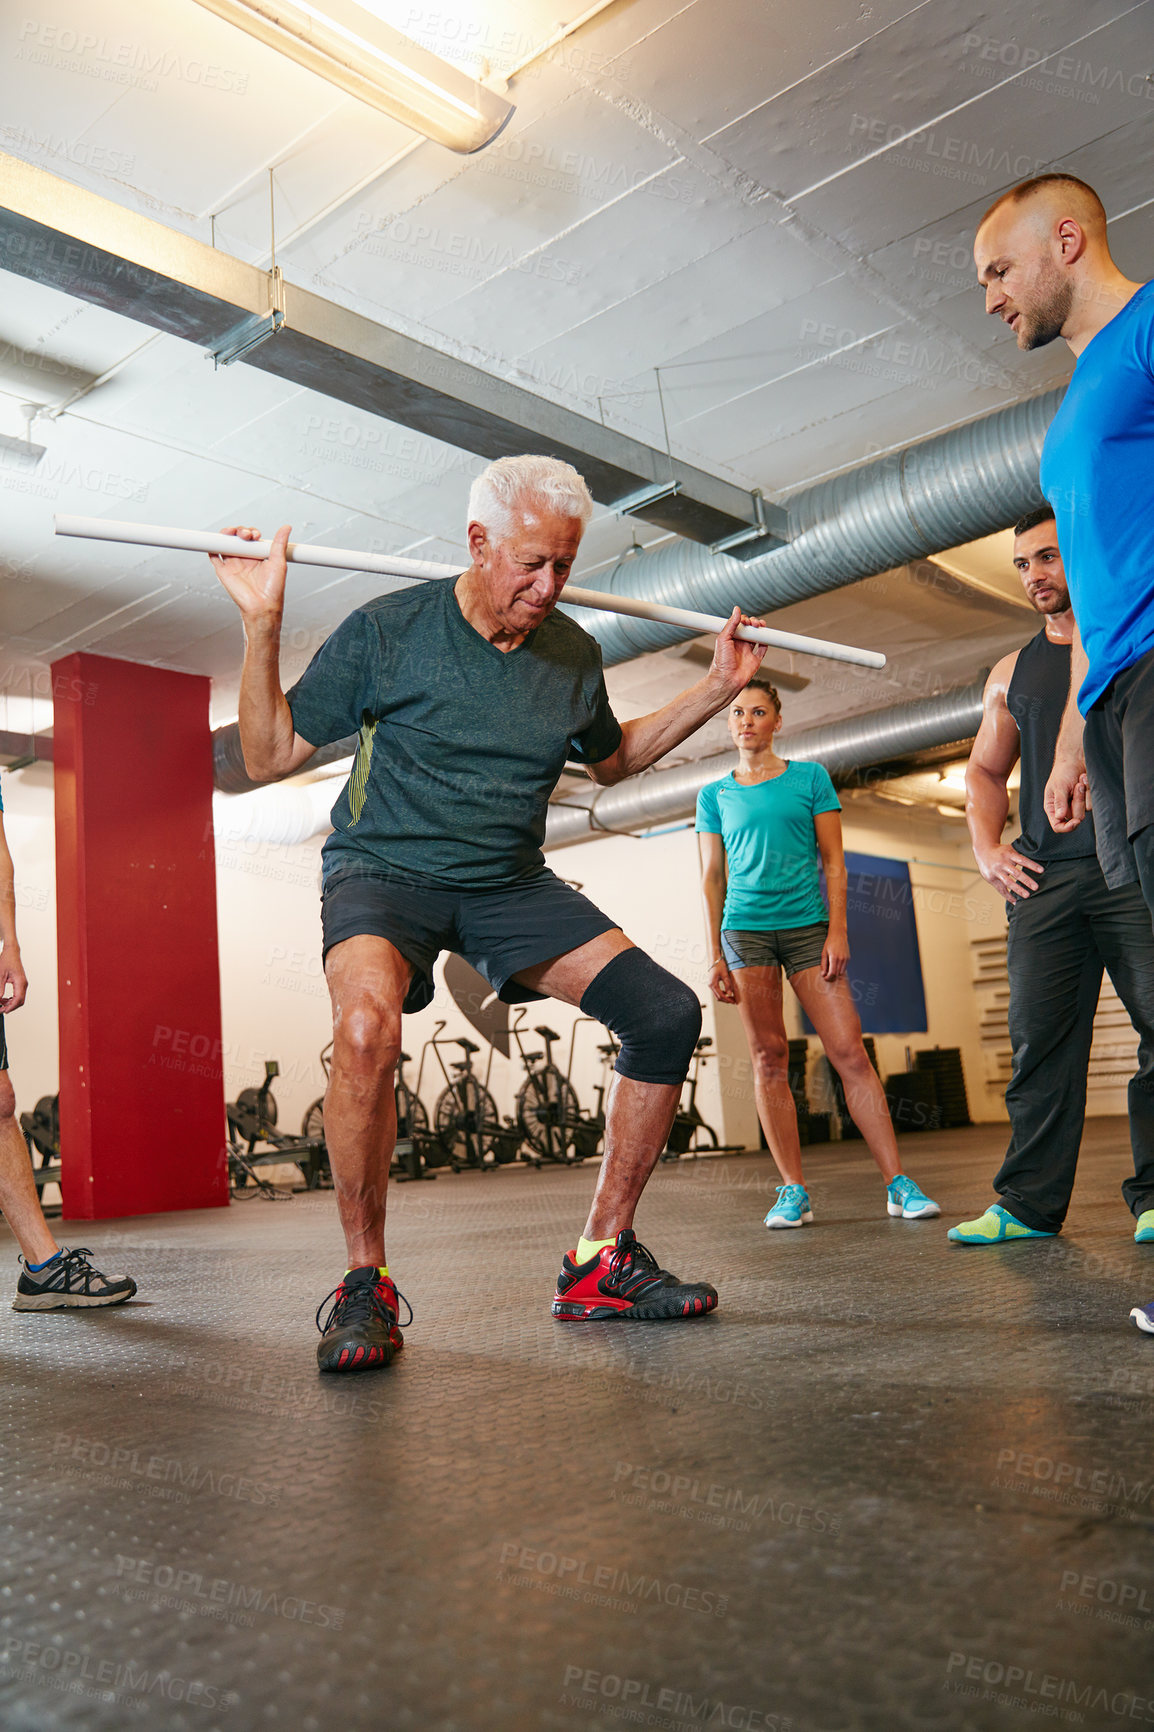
[0,405,46,470]
[193,0,514,152]
[0,432,46,470]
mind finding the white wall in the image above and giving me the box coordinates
[2,762,1135,1166]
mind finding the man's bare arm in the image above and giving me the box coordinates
[0,814,28,1012]
[966,652,1043,901]
[585,608,767,786]
[1044,621,1090,833]
[210,525,319,783]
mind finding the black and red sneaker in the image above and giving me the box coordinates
[315,1266,411,1373]
[552,1229,718,1321]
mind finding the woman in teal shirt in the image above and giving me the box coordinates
[696,675,938,1229]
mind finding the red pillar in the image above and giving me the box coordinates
[53,653,228,1218]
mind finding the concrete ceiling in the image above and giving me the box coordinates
[1,0,1151,739]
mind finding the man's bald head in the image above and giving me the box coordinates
[978,174,1107,244]
[975,174,1112,351]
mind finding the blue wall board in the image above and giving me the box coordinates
[802,851,928,1035]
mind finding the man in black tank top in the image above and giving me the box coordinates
[949,508,1154,1244]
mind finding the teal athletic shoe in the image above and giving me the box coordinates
[1134,1210,1154,1244]
[947,1204,1054,1245]
[764,1184,813,1229]
[886,1174,940,1219]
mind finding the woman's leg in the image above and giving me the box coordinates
[790,967,901,1183]
[731,965,804,1185]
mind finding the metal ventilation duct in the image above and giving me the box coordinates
[572,389,1064,666]
[213,725,356,794]
[544,681,985,850]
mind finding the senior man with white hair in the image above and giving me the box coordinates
[211,455,767,1373]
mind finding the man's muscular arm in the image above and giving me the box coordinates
[1044,621,1090,832]
[966,651,1043,901]
[585,608,767,785]
[209,525,320,783]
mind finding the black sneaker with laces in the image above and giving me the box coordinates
[315,1266,412,1373]
[14,1247,136,1310]
[552,1228,718,1320]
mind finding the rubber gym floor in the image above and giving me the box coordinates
[1,1119,1152,1732]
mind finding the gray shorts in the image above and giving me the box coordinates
[321,864,618,1014]
[721,922,828,978]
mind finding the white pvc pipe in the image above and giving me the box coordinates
[53,514,887,670]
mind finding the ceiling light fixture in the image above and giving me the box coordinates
[192,0,514,152]
[0,405,47,471]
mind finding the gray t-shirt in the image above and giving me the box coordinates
[285,578,622,887]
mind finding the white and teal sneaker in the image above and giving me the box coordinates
[764,1184,813,1229]
[1134,1210,1154,1244]
[886,1175,940,1219]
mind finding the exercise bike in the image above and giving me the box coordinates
[225,1060,328,1195]
[419,1022,502,1171]
[511,1010,582,1165]
[20,1094,61,1196]
[661,1035,739,1159]
[563,1018,619,1162]
[300,1044,435,1182]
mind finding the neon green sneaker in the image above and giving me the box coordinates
[947,1204,1055,1245]
[1135,1210,1154,1244]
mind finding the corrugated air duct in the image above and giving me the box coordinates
[545,680,985,849]
[570,389,1063,665]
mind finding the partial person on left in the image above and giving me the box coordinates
[0,773,137,1310]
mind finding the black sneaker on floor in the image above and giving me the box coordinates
[552,1228,718,1320]
[14,1247,137,1310]
[315,1266,411,1374]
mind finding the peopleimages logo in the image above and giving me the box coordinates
[497,1544,728,1617]
[560,1665,792,1730]
[945,1652,1154,1723]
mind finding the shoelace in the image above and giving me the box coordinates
[607,1235,662,1282]
[39,1247,101,1289]
[315,1278,414,1336]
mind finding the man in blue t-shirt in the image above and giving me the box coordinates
[974,174,1154,1330]
[210,455,768,1372]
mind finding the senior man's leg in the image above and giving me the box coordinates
[315,934,413,1373]
[514,932,715,1320]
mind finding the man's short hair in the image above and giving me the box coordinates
[978,173,1106,235]
[1013,504,1057,538]
[468,455,594,539]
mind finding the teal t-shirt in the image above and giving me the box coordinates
[695,761,841,930]
[285,578,622,888]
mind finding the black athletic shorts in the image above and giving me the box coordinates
[721,922,828,978]
[320,865,619,1014]
[1083,644,1154,890]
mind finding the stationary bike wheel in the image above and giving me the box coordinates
[516,1066,581,1162]
[434,1077,500,1168]
[395,1081,429,1140]
[298,1098,329,1189]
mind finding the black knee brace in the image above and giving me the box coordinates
[579,949,702,1086]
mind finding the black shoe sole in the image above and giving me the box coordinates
[552,1290,717,1321]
